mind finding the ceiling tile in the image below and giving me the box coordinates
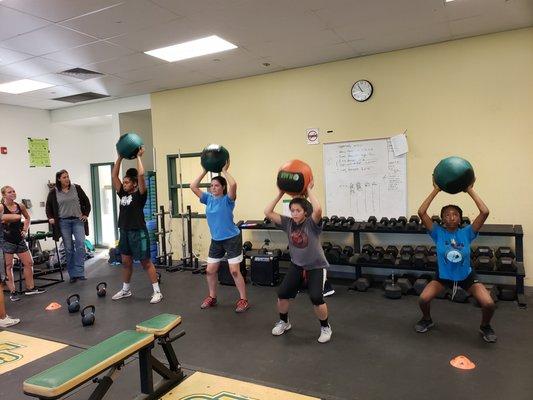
[0,47,34,66]
[0,5,50,41]
[59,0,179,40]
[1,25,96,56]
[0,0,124,23]
[43,41,135,65]
[83,52,165,75]
[0,57,73,79]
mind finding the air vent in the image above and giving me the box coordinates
[52,92,109,103]
[57,67,104,81]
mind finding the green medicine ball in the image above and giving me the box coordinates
[116,132,144,159]
[433,156,475,194]
[200,144,230,173]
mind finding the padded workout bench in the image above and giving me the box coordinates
[23,313,185,400]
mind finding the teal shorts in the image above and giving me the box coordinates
[118,228,151,261]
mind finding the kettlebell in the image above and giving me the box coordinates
[81,305,96,327]
[67,294,80,313]
[96,282,107,297]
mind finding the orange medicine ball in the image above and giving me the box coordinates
[277,159,313,196]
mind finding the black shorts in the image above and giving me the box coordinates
[2,239,29,254]
[436,271,480,291]
[278,264,326,306]
[208,233,243,264]
[118,228,151,261]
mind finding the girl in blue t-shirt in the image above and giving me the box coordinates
[416,180,497,343]
[191,160,248,313]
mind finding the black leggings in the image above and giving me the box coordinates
[277,264,325,306]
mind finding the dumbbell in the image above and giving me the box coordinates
[325,245,343,264]
[369,246,385,263]
[426,246,437,270]
[364,216,377,230]
[321,216,329,227]
[406,215,420,231]
[471,284,498,307]
[341,246,354,262]
[397,275,414,295]
[495,247,516,272]
[328,215,340,229]
[333,216,347,228]
[322,242,333,252]
[399,245,414,266]
[431,215,442,225]
[351,275,374,292]
[242,241,253,253]
[388,218,402,231]
[413,274,433,295]
[396,216,407,230]
[357,244,374,264]
[449,287,469,303]
[413,245,428,268]
[461,217,471,227]
[376,217,389,231]
[382,245,398,265]
[384,274,402,299]
[473,246,494,272]
[497,285,516,301]
[344,216,357,229]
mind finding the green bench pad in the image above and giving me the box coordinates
[23,330,154,399]
[136,313,181,337]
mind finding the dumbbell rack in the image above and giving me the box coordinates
[10,219,64,293]
[238,220,526,307]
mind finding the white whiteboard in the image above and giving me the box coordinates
[323,138,407,219]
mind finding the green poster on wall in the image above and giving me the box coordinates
[27,137,51,167]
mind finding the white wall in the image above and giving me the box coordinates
[0,103,117,245]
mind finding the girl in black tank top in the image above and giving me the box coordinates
[1,185,45,299]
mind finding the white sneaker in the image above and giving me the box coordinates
[112,289,132,300]
[0,315,21,328]
[150,292,163,304]
[272,320,291,336]
[318,324,332,343]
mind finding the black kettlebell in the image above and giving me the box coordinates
[81,305,96,327]
[96,282,107,297]
[67,294,80,313]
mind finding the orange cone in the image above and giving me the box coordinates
[45,302,62,311]
[450,355,476,370]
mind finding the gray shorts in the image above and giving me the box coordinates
[3,239,29,254]
[208,233,243,264]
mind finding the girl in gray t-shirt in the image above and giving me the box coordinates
[264,181,332,343]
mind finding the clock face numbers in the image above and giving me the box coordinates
[351,80,373,102]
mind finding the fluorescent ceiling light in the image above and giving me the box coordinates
[145,35,237,62]
[445,0,455,2]
[0,79,54,94]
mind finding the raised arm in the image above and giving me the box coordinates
[190,169,207,199]
[221,160,236,200]
[264,190,284,226]
[112,156,123,192]
[306,181,322,224]
[1,204,22,223]
[418,180,441,230]
[466,184,489,232]
[136,147,146,195]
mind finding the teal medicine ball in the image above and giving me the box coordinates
[433,156,475,194]
[116,132,144,159]
[200,144,230,173]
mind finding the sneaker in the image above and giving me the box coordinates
[200,296,217,309]
[69,277,78,283]
[318,324,333,343]
[415,318,434,333]
[77,276,87,281]
[479,325,497,343]
[0,315,20,328]
[112,289,132,300]
[24,288,46,296]
[323,280,335,297]
[150,292,163,304]
[235,299,249,313]
[272,320,291,336]
[10,292,21,302]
